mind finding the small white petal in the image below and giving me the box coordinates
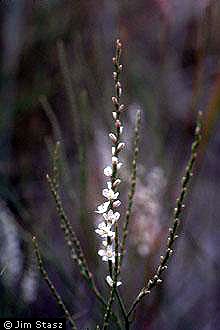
[104,166,112,177]
[107,181,112,190]
[112,147,116,155]
[119,126,123,135]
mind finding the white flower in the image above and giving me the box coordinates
[95,201,110,214]
[103,188,119,201]
[98,245,116,262]
[104,166,112,177]
[106,275,122,287]
[113,200,121,208]
[103,209,120,224]
[119,126,123,135]
[112,147,116,155]
[95,222,115,238]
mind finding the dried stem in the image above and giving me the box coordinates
[127,111,203,321]
[32,236,77,330]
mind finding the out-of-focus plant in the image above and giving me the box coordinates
[32,39,203,330]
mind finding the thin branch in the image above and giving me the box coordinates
[32,236,77,330]
[127,111,203,320]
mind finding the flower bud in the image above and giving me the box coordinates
[112,112,117,120]
[113,179,121,187]
[109,133,117,143]
[113,200,121,208]
[115,119,121,129]
[112,96,118,105]
[119,104,125,112]
[117,142,125,152]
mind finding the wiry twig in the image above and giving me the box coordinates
[120,109,141,267]
[32,236,77,330]
[127,111,203,321]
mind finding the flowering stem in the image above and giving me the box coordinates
[100,38,127,330]
[32,236,77,330]
[127,111,203,321]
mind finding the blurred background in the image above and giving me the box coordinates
[0,1,220,329]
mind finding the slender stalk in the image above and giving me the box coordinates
[32,236,77,330]
[127,111,203,321]
[120,109,141,267]
[115,289,128,324]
